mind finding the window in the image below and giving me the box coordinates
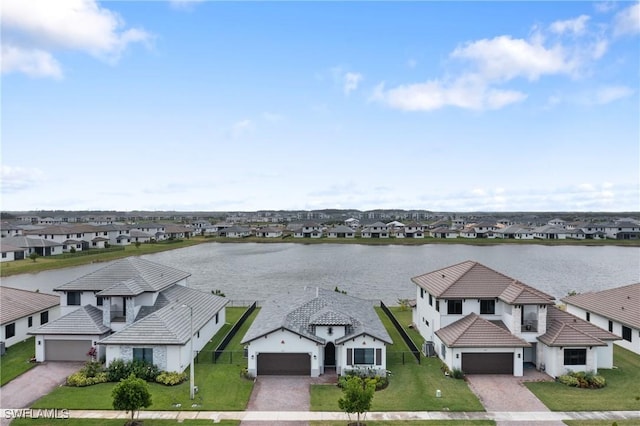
[67,292,81,306]
[586,312,590,322]
[40,311,49,325]
[447,299,462,315]
[429,294,433,306]
[420,288,424,299]
[622,326,632,342]
[564,348,586,365]
[353,348,374,365]
[608,321,613,332]
[1,253,6,259]
[215,313,219,324]
[133,348,153,363]
[96,297,103,306]
[480,300,495,314]
[6,323,15,338]
[435,300,440,312]
[28,316,33,327]
[441,343,446,359]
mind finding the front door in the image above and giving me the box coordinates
[324,342,335,366]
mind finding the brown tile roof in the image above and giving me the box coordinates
[538,320,607,347]
[436,313,530,348]
[561,283,640,330]
[0,287,59,325]
[411,260,555,304]
[547,306,619,341]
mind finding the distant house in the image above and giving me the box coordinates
[344,218,360,228]
[562,283,640,356]
[327,225,355,239]
[1,243,27,262]
[402,222,425,239]
[293,222,322,238]
[164,224,192,239]
[130,229,153,243]
[255,227,283,238]
[218,226,251,238]
[131,223,166,241]
[429,227,458,239]
[241,287,392,377]
[30,258,228,372]
[360,222,389,238]
[532,225,569,240]
[1,287,60,348]
[2,236,64,257]
[494,224,534,240]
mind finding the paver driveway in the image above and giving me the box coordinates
[0,362,83,426]
[465,369,564,426]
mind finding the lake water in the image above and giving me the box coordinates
[2,243,639,304]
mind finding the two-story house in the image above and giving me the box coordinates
[360,221,389,238]
[30,258,228,373]
[412,261,618,377]
[293,222,323,238]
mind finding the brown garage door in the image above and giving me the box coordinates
[45,340,92,361]
[462,353,513,374]
[257,353,310,375]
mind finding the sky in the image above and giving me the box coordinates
[1,1,639,213]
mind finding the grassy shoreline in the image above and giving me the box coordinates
[1,236,637,278]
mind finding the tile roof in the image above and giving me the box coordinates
[99,286,228,345]
[435,313,530,348]
[543,306,619,343]
[241,287,392,345]
[411,260,554,304]
[561,283,640,330]
[0,287,59,325]
[30,305,110,335]
[97,279,146,297]
[55,257,191,293]
[2,236,63,248]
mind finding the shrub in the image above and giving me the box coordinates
[557,370,605,389]
[67,371,108,387]
[339,369,389,391]
[82,361,103,378]
[156,371,187,386]
[451,368,465,379]
[107,359,129,382]
[106,359,160,382]
[557,374,579,387]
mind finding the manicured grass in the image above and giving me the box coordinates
[0,238,207,277]
[526,345,640,411]
[310,307,484,412]
[31,309,258,411]
[11,420,239,426]
[1,337,37,386]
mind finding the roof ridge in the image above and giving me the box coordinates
[451,313,479,345]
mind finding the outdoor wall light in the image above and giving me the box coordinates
[456,354,459,359]
[313,354,317,359]
[281,340,285,344]
[251,355,254,359]
[517,353,521,358]
[38,341,41,345]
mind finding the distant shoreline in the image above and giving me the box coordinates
[1,236,637,278]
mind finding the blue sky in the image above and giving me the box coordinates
[2,1,639,212]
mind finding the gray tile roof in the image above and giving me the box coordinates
[561,283,640,330]
[537,306,619,347]
[3,236,62,248]
[435,313,531,348]
[97,278,146,297]
[0,243,25,253]
[99,286,228,345]
[241,287,392,345]
[0,287,59,325]
[55,258,191,293]
[412,260,555,305]
[30,305,110,335]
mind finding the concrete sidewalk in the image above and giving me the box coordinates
[47,409,640,423]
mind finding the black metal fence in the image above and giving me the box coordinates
[213,301,257,361]
[379,301,420,364]
[196,350,245,364]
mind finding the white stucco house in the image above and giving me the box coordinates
[562,283,640,356]
[360,222,389,238]
[241,287,392,377]
[412,261,619,377]
[1,287,60,348]
[30,258,228,372]
[326,225,355,239]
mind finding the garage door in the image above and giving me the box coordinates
[45,340,92,361]
[257,353,310,375]
[462,353,513,374]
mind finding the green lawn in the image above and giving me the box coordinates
[310,307,484,412]
[563,421,640,426]
[31,307,258,411]
[526,345,640,411]
[10,420,239,426]
[1,337,37,386]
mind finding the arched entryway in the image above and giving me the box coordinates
[324,342,335,367]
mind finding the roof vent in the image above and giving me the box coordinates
[442,274,445,278]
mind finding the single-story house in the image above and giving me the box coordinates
[241,287,392,377]
[1,243,27,262]
[562,283,640,355]
[326,225,355,239]
[1,287,60,348]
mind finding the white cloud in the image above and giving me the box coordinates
[593,85,635,104]
[169,0,205,11]
[1,0,151,77]
[371,76,527,111]
[451,35,578,82]
[0,165,45,192]
[343,72,363,95]
[550,15,590,35]
[1,44,62,78]
[613,3,640,36]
